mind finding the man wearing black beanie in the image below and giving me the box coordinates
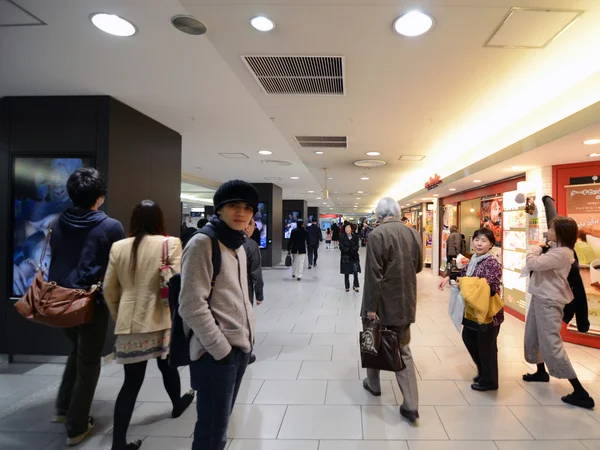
[179,179,259,450]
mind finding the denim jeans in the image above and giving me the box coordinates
[55,302,109,437]
[190,347,250,450]
[307,245,319,266]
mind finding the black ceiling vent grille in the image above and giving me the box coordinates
[243,56,345,95]
[295,136,347,148]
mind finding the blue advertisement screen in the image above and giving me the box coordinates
[12,157,91,297]
[255,202,267,249]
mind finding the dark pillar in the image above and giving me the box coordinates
[0,96,181,357]
[251,183,282,267]
[204,205,214,218]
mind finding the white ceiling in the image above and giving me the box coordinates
[2,0,600,214]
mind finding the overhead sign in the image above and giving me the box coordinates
[425,174,442,190]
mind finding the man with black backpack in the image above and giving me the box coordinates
[179,180,258,450]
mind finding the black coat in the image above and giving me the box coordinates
[564,255,590,332]
[339,233,361,274]
[307,224,322,247]
[288,226,309,254]
[331,223,340,241]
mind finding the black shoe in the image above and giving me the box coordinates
[308,266,312,269]
[522,371,550,383]
[172,390,195,418]
[473,376,480,383]
[562,392,595,409]
[113,440,143,450]
[400,406,419,424]
[345,289,350,292]
[471,382,498,392]
[362,378,381,397]
[297,278,301,281]
[249,354,257,365]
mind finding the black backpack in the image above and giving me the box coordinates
[168,226,221,367]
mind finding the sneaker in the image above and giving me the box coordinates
[353,287,360,292]
[52,413,66,424]
[562,392,595,409]
[66,416,95,446]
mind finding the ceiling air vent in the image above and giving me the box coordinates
[261,160,293,166]
[243,56,345,95]
[219,153,249,159]
[295,136,347,149]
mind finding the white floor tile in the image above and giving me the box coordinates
[298,361,358,380]
[495,440,588,450]
[126,402,196,437]
[393,381,468,406]
[252,345,283,361]
[292,323,336,334]
[455,381,540,406]
[135,437,194,450]
[0,432,58,449]
[435,406,533,440]
[509,405,600,439]
[408,442,498,450]
[277,346,333,361]
[262,334,312,346]
[228,440,319,450]
[227,405,287,439]
[278,405,362,439]
[310,334,358,346]
[254,380,327,405]
[235,379,265,404]
[362,405,448,440]
[332,346,360,361]
[244,361,302,380]
[320,441,408,450]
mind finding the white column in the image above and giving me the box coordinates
[432,198,440,274]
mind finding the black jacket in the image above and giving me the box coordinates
[564,255,590,332]
[288,226,309,254]
[243,237,264,304]
[339,233,361,274]
[49,208,125,302]
[307,224,322,247]
[331,223,340,241]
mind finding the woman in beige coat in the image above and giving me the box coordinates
[104,200,194,450]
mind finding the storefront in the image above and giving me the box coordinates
[552,161,600,348]
[402,202,435,268]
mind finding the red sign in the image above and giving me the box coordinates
[425,174,442,190]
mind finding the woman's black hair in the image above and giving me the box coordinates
[473,227,496,247]
[66,168,107,209]
[128,200,167,279]
[550,216,578,249]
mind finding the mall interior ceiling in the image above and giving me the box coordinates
[2,0,600,214]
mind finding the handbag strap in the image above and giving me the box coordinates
[161,236,170,266]
[37,225,53,271]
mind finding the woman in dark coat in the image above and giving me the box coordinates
[339,224,361,292]
[331,222,341,249]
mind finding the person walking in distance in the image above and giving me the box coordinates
[361,197,423,424]
[340,223,361,292]
[49,168,125,446]
[104,200,194,450]
[288,219,309,281]
[325,228,332,249]
[331,222,340,249]
[446,225,462,265]
[307,217,322,269]
[179,180,258,450]
[243,217,264,365]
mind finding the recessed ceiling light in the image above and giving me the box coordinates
[361,177,369,181]
[328,177,333,180]
[366,151,381,156]
[449,188,456,191]
[90,13,136,37]
[473,180,482,183]
[334,191,338,193]
[356,198,361,200]
[584,139,600,145]
[308,190,315,193]
[323,202,327,205]
[315,151,324,155]
[590,153,600,157]
[258,150,272,155]
[393,11,434,37]
[413,201,418,204]
[337,197,340,199]
[316,197,322,200]
[433,194,439,197]
[357,191,364,194]
[250,16,275,32]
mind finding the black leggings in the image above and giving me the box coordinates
[112,357,181,448]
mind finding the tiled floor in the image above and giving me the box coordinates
[2,247,600,449]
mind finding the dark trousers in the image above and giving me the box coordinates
[55,302,109,437]
[462,325,500,388]
[190,348,250,450]
[307,245,319,266]
[113,357,182,448]
[344,263,360,290]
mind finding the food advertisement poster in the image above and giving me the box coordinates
[502,190,527,316]
[566,183,600,333]
[481,195,503,263]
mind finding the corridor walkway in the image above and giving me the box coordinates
[2,247,600,449]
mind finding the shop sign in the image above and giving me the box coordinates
[425,174,442,190]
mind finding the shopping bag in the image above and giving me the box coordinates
[360,319,404,372]
[448,285,465,332]
[285,253,292,267]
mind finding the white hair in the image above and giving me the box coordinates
[375,197,401,220]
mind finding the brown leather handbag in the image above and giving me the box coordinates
[14,228,99,328]
[360,318,405,372]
